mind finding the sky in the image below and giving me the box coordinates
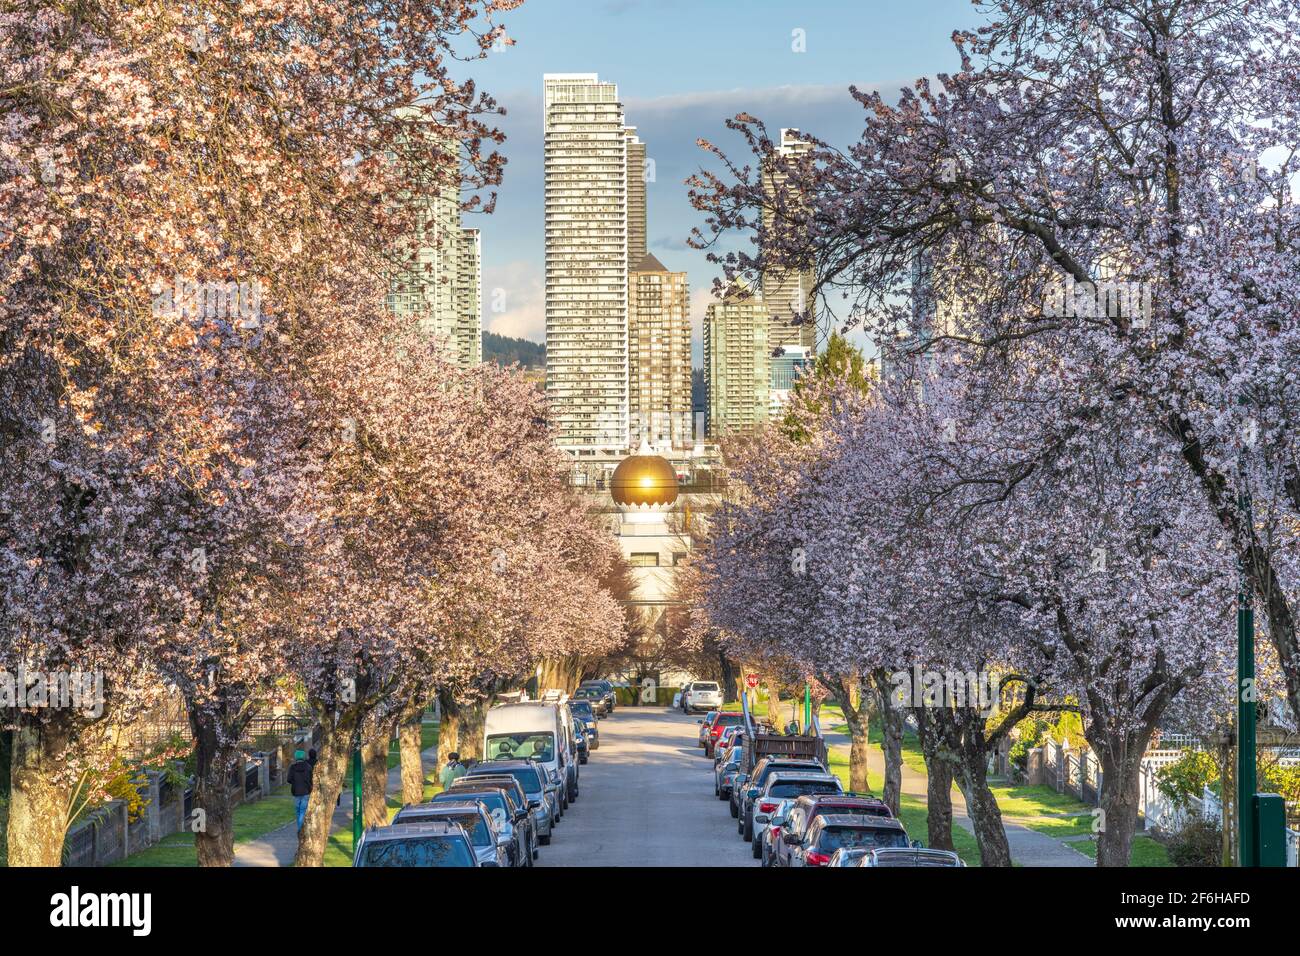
[454,0,989,364]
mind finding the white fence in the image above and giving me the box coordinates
[1028,742,1299,865]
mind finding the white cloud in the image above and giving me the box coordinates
[482,259,545,341]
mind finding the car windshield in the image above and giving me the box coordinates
[570,702,594,718]
[359,836,474,867]
[724,750,741,765]
[693,682,720,691]
[486,732,554,762]
[818,827,909,852]
[575,688,599,698]
[715,713,744,725]
[768,781,841,798]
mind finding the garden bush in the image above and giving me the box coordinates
[1167,817,1223,867]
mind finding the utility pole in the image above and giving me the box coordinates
[1236,472,1256,867]
[352,738,364,851]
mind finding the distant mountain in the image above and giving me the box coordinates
[483,331,546,369]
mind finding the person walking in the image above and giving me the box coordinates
[439,751,466,791]
[288,749,314,831]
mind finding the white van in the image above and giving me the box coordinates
[483,701,580,810]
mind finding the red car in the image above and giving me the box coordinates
[702,711,746,757]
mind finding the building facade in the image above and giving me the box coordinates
[543,73,630,450]
[704,288,770,437]
[387,134,482,367]
[769,344,811,416]
[761,128,817,353]
[628,253,691,449]
[625,130,647,265]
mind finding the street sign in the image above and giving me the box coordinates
[745,673,759,689]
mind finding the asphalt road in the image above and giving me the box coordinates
[538,706,754,866]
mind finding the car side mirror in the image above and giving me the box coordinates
[697,719,703,724]
[528,799,541,809]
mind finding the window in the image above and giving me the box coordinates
[672,552,688,566]
[629,552,659,567]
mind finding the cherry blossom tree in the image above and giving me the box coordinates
[690,0,1300,729]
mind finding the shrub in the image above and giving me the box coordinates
[1155,749,1219,810]
[1167,817,1223,867]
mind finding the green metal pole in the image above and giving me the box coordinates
[804,683,811,733]
[352,743,364,850]
[1237,484,1256,868]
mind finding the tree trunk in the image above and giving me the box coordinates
[871,670,903,815]
[398,706,426,806]
[436,689,461,775]
[458,699,486,762]
[361,727,390,828]
[719,653,739,703]
[915,709,956,852]
[1091,730,1152,867]
[294,704,358,867]
[189,708,239,867]
[766,683,783,728]
[955,750,1012,866]
[6,717,74,866]
[827,674,871,794]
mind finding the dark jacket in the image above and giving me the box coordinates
[288,759,314,797]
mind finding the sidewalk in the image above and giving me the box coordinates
[821,727,1087,867]
[233,742,437,867]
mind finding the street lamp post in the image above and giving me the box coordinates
[352,737,364,851]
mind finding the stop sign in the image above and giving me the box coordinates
[745,673,760,689]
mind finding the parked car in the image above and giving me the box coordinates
[769,794,894,868]
[578,679,617,715]
[681,680,724,714]
[702,711,746,758]
[430,785,532,865]
[735,757,826,836]
[484,701,579,808]
[572,685,609,717]
[784,814,911,867]
[749,771,844,858]
[352,822,478,867]
[573,719,589,764]
[715,745,744,800]
[860,847,964,867]
[569,700,600,748]
[391,802,508,867]
[696,710,719,747]
[462,760,558,844]
[711,725,740,761]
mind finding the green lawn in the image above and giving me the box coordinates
[1068,834,1172,866]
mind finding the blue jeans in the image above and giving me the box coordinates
[295,794,309,830]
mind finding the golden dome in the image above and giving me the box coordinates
[610,449,679,508]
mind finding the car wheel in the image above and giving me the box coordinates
[737,814,744,835]
[742,814,753,842]
[718,787,728,801]
[752,836,762,859]
[730,795,739,818]
[539,834,551,846]
[580,753,588,764]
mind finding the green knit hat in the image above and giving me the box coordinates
[294,750,306,760]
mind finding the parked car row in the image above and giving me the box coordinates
[695,709,964,867]
[354,681,614,867]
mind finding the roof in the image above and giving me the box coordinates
[765,770,839,784]
[633,252,668,272]
[363,822,467,842]
[797,794,890,810]
[467,760,541,773]
[816,814,905,831]
[869,847,961,866]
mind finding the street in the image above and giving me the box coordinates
[539,707,753,866]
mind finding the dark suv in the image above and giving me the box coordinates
[578,680,616,715]
[768,793,893,867]
[734,757,826,837]
[786,814,911,867]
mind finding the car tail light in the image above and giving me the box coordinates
[758,801,778,813]
[806,851,831,866]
